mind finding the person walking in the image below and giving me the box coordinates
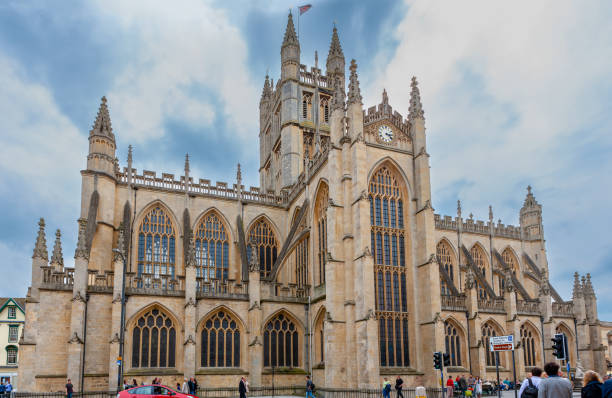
[182,378,189,393]
[518,366,542,398]
[395,375,404,398]
[458,375,468,397]
[188,378,195,395]
[306,376,315,398]
[382,378,392,398]
[446,376,454,398]
[239,377,247,398]
[132,379,138,388]
[5,380,11,398]
[537,362,572,398]
[65,379,74,398]
[581,371,603,398]
[603,377,612,398]
[474,376,482,398]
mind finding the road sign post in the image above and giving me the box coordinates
[489,335,515,398]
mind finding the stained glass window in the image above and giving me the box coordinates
[194,212,230,284]
[138,206,176,288]
[247,218,278,278]
[444,320,462,366]
[263,313,299,368]
[201,310,241,367]
[132,309,176,368]
[315,184,329,285]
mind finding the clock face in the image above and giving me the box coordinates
[378,125,393,143]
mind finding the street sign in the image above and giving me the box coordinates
[116,360,121,366]
[490,335,515,351]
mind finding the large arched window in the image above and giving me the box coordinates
[194,212,230,283]
[437,240,456,295]
[481,322,500,367]
[369,166,409,368]
[314,183,329,286]
[200,310,240,368]
[470,245,489,299]
[444,320,463,367]
[502,248,518,274]
[131,308,176,368]
[521,323,539,367]
[137,206,176,287]
[247,218,278,278]
[263,312,299,368]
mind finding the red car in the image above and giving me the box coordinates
[118,384,197,398]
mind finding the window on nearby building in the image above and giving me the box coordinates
[437,241,456,295]
[194,212,230,285]
[521,324,538,367]
[444,321,462,367]
[470,245,489,299]
[370,166,409,368]
[8,325,18,343]
[200,310,240,368]
[6,346,17,365]
[7,306,16,319]
[131,309,176,368]
[263,313,299,368]
[247,218,278,278]
[137,206,176,288]
[482,322,499,367]
[315,183,329,286]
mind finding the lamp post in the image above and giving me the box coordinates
[112,248,127,391]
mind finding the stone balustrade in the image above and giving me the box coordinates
[41,266,74,290]
[87,269,114,292]
[441,295,467,311]
[517,299,541,315]
[196,278,248,300]
[552,301,574,317]
[262,282,311,303]
[125,272,185,296]
[477,297,506,313]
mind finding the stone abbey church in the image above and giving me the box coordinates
[19,13,610,392]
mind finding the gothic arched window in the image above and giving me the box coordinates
[200,310,241,368]
[521,323,538,367]
[555,324,573,366]
[470,245,489,299]
[502,248,518,274]
[437,240,456,295]
[194,212,230,283]
[247,218,278,278]
[137,206,176,287]
[444,320,462,367]
[302,94,312,120]
[315,183,329,286]
[314,309,325,364]
[131,308,176,368]
[369,166,409,368]
[481,322,499,367]
[263,313,299,368]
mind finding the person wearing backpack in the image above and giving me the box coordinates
[518,367,542,398]
[306,375,315,398]
[382,377,392,398]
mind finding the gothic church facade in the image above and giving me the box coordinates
[19,13,608,391]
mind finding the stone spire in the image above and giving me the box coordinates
[261,74,272,100]
[572,272,583,299]
[408,77,424,121]
[489,205,494,223]
[520,185,543,239]
[89,96,115,141]
[236,163,242,186]
[457,200,462,219]
[326,26,345,76]
[522,185,539,208]
[74,220,89,260]
[332,76,345,111]
[280,12,300,80]
[32,218,48,260]
[50,229,64,267]
[585,273,595,297]
[347,59,362,105]
[184,153,190,175]
[282,12,298,47]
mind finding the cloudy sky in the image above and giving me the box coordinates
[1,0,611,319]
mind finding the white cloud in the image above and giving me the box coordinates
[91,0,259,147]
[366,1,612,316]
[0,241,31,297]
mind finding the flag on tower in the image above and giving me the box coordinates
[299,4,312,15]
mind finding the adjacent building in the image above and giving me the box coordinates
[1,298,25,388]
[18,13,609,392]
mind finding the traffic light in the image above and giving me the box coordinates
[552,333,566,360]
[433,352,442,369]
[443,353,451,367]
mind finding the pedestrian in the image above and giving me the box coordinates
[306,375,315,398]
[582,371,603,398]
[474,377,482,398]
[458,375,468,397]
[537,362,572,398]
[395,375,404,398]
[603,376,612,398]
[0,381,5,398]
[244,376,249,395]
[193,378,199,392]
[182,378,189,394]
[518,366,542,398]
[446,376,454,398]
[65,379,73,398]
[468,375,475,390]
[132,379,138,388]
[382,378,391,398]
[239,377,247,398]
[176,383,181,391]
[5,380,11,398]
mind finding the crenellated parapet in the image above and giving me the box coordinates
[434,213,522,239]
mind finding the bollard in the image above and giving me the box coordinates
[415,386,426,398]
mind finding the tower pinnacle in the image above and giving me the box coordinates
[32,218,48,260]
[50,229,64,267]
[326,25,345,83]
[280,12,300,80]
[90,96,115,141]
[282,12,298,47]
[347,60,362,105]
[184,153,190,175]
[408,77,424,121]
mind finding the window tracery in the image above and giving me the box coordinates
[444,320,463,367]
[315,183,329,286]
[131,308,176,368]
[247,218,278,278]
[481,322,500,367]
[437,240,456,295]
[370,166,409,368]
[470,245,489,299]
[521,323,538,367]
[194,212,230,284]
[200,310,240,368]
[555,324,572,366]
[263,313,299,368]
[137,206,176,287]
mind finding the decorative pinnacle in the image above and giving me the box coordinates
[585,273,595,296]
[282,11,299,48]
[74,220,89,260]
[127,145,133,166]
[32,217,48,260]
[522,185,539,208]
[261,74,272,99]
[90,96,115,140]
[382,88,389,105]
[408,76,424,121]
[327,26,344,59]
[184,153,190,175]
[50,229,64,266]
[489,205,493,222]
[457,200,462,218]
[347,60,362,105]
[332,76,345,110]
[236,163,242,184]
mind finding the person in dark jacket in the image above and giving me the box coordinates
[603,377,612,398]
[458,375,468,397]
[239,377,247,398]
[582,371,603,398]
[395,376,404,398]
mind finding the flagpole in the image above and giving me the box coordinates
[297,6,300,40]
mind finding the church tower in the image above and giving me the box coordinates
[326,26,345,92]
